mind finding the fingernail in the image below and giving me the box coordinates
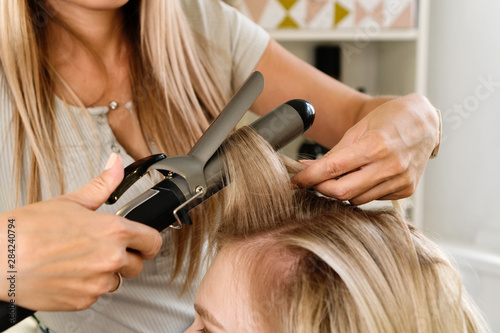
[105,153,118,170]
[299,159,316,166]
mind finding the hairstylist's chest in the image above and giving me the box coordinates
[54,58,151,161]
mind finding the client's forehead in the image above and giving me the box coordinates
[195,244,260,332]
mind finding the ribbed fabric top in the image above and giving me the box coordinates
[0,1,269,332]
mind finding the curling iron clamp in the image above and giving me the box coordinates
[0,72,315,330]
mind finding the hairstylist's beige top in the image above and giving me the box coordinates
[0,1,269,332]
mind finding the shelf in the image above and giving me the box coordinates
[270,29,419,42]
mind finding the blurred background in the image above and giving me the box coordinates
[425,1,500,331]
[8,0,500,332]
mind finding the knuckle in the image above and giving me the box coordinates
[390,158,407,175]
[73,296,99,311]
[386,154,410,176]
[400,187,415,198]
[324,159,343,178]
[399,170,413,187]
[395,173,416,198]
[106,250,127,271]
[349,197,362,206]
[89,175,108,193]
[332,185,354,201]
[127,260,144,278]
[365,132,390,159]
[104,216,128,238]
[147,234,163,258]
[84,275,111,297]
[88,278,110,296]
[401,181,416,197]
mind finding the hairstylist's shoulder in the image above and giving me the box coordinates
[180,0,227,39]
[220,2,270,91]
[180,0,232,66]
[210,1,271,91]
[181,1,269,53]
[181,0,269,90]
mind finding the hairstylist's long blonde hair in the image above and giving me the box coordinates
[0,0,226,283]
[210,126,490,333]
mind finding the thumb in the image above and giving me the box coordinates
[64,153,125,210]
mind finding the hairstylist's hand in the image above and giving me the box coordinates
[0,154,162,311]
[292,94,440,205]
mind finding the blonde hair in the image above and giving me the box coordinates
[208,126,490,333]
[0,0,226,283]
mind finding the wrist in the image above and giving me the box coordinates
[355,95,395,123]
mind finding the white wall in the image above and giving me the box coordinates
[424,0,500,330]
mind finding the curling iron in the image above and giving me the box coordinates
[0,72,315,330]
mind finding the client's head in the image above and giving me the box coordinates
[185,126,488,333]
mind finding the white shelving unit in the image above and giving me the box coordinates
[267,0,430,225]
[270,28,419,42]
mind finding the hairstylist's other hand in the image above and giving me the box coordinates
[291,94,440,205]
[0,154,163,311]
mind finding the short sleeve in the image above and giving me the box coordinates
[181,0,270,95]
